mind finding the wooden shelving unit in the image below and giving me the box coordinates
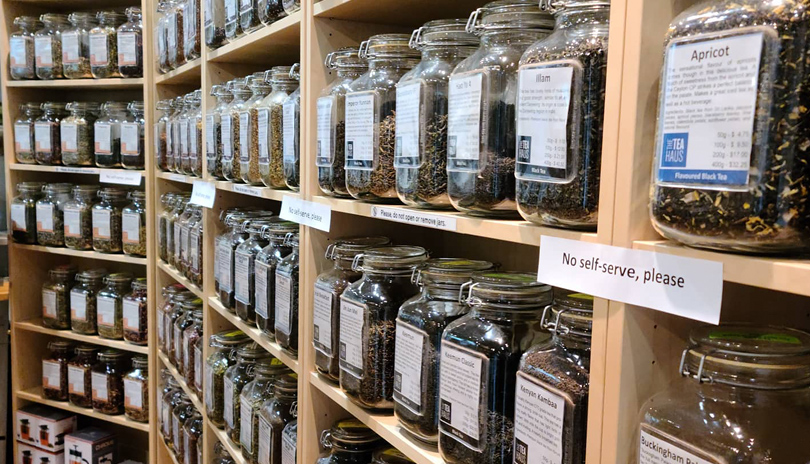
[15,319,150,355]
[17,387,151,432]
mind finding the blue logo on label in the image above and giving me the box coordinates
[661,133,688,168]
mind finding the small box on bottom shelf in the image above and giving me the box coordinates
[64,428,116,464]
[15,405,77,452]
[17,441,65,464]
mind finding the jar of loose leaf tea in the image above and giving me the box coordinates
[70,268,107,335]
[34,14,68,80]
[183,309,204,387]
[35,102,67,165]
[173,399,195,458]
[260,0,286,25]
[339,245,428,410]
[189,90,204,177]
[91,349,128,415]
[224,78,251,182]
[123,278,148,345]
[205,330,250,428]
[275,234,299,355]
[345,35,421,202]
[372,448,414,464]
[224,0,243,41]
[208,84,233,179]
[97,273,133,340]
[61,102,100,166]
[241,73,273,185]
[167,0,186,69]
[256,373,297,464]
[395,20,479,209]
[240,359,290,463]
[42,341,73,401]
[124,355,149,422]
[68,345,98,408]
[317,420,383,464]
[121,101,145,169]
[280,420,297,464]
[176,200,196,273]
[89,11,125,78]
[164,290,195,357]
[167,96,183,172]
[438,271,552,464]
[64,185,97,250]
[187,206,204,285]
[157,284,187,352]
[394,258,494,444]
[36,182,72,247]
[92,187,128,253]
[95,101,128,168]
[633,324,810,464]
[175,299,203,374]
[156,1,171,74]
[169,195,191,267]
[447,1,554,217]
[62,12,96,79]
[260,67,297,189]
[239,0,263,35]
[11,182,45,243]
[156,100,172,171]
[282,65,301,191]
[161,376,183,444]
[234,220,273,322]
[10,16,40,80]
[224,344,273,443]
[184,412,204,464]
[178,93,194,174]
[117,7,143,78]
[122,190,147,256]
[14,102,42,164]
[254,220,297,338]
[185,0,201,62]
[205,0,226,48]
[42,264,77,330]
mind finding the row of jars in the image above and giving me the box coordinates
[202,67,301,190]
[315,421,413,464]
[14,100,145,168]
[160,375,204,464]
[204,0,301,51]
[41,266,148,344]
[156,90,204,176]
[158,193,205,288]
[156,0,201,73]
[9,9,143,80]
[11,183,147,256]
[42,343,148,421]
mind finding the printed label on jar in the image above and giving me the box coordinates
[234,250,252,304]
[222,115,233,160]
[15,123,31,152]
[95,123,112,154]
[316,97,334,166]
[92,209,112,239]
[61,123,78,153]
[239,393,253,450]
[225,0,237,21]
[224,376,235,427]
[513,371,567,464]
[338,298,365,378]
[254,260,269,318]
[281,430,296,464]
[68,365,86,395]
[42,289,57,318]
[167,122,174,154]
[122,212,140,244]
[183,331,192,369]
[175,325,183,364]
[36,203,54,233]
[10,36,30,68]
[180,226,190,262]
[121,123,140,155]
[312,284,333,355]
[64,207,81,237]
[124,378,143,410]
[258,108,270,162]
[167,14,177,51]
[35,36,53,67]
[393,321,426,414]
[516,61,577,181]
[35,122,52,151]
[118,32,138,66]
[206,115,217,156]
[656,30,767,189]
[205,364,215,412]
[638,427,722,464]
[190,229,200,271]
[70,291,88,322]
[283,99,296,163]
[62,32,79,63]
[162,400,170,436]
[219,244,233,292]
[11,204,26,231]
[257,415,272,464]
[97,296,117,328]
[89,33,108,66]
[190,122,199,156]
[274,272,293,335]
[42,360,61,389]
[239,112,250,160]
[195,344,203,390]
[394,81,422,167]
[123,299,141,331]
[92,372,109,401]
[447,71,484,171]
[344,91,375,169]
[439,341,486,451]
[180,120,190,155]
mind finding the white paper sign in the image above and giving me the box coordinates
[280,195,331,232]
[370,206,457,231]
[232,184,264,197]
[190,180,216,208]
[100,170,143,186]
[537,237,723,324]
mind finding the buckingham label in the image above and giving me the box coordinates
[393,321,426,414]
[439,341,486,451]
[448,71,484,171]
[639,427,723,464]
[344,91,375,169]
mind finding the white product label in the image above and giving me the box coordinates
[191,180,216,208]
[226,0,237,21]
[42,289,57,318]
[175,325,183,364]
[89,33,108,65]
[167,122,174,154]
[344,91,375,168]
[61,123,78,153]
[10,36,30,68]
[274,273,292,335]
[191,121,199,155]
[36,203,54,233]
[190,229,201,270]
[281,431,296,464]
[239,112,250,159]
[220,245,233,291]
[222,115,233,160]
[181,120,190,154]
[15,123,31,152]
[11,204,27,231]
[122,212,140,244]
[312,284,333,355]
[97,296,117,327]
[656,31,765,188]
[183,331,192,370]
[224,376,235,427]
[279,195,331,232]
[64,207,82,238]
[35,123,52,151]
[257,415,272,464]
[447,71,484,170]
[124,378,144,410]
[240,393,253,449]
[121,123,140,155]
[393,322,425,414]
[234,250,252,304]
[71,290,88,322]
[174,222,182,260]
[181,226,190,262]
[42,360,61,389]
[316,97,333,165]
[395,81,421,167]
[118,32,138,65]
[439,342,485,450]
[516,62,576,180]
[254,260,269,318]
[206,115,216,156]
[257,109,270,162]
[92,209,111,239]
[95,123,112,154]
[167,13,177,51]
[62,32,79,63]
[92,372,109,401]
[638,429,720,464]
[195,344,203,390]
[513,372,566,464]
[35,36,53,67]
[123,299,140,331]
[338,298,365,377]
[205,364,215,412]
[68,366,85,395]
[370,206,457,231]
[283,99,296,162]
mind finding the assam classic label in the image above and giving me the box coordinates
[345,91,375,169]
[656,30,767,188]
[447,71,484,172]
[312,283,333,355]
[439,341,487,450]
[513,372,567,464]
[394,81,422,167]
[338,298,365,378]
[639,427,722,464]
[316,97,334,166]
[393,321,426,414]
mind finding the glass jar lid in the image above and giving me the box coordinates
[72,185,99,197]
[162,283,188,297]
[372,448,414,464]
[360,34,420,60]
[173,292,199,305]
[131,278,147,292]
[49,264,78,279]
[261,219,299,240]
[74,345,98,356]
[541,0,610,9]
[128,190,146,202]
[273,373,298,395]
[254,357,289,376]
[212,84,231,98]
[236,343,272,362]
[267,66,297,84]
[97,349,126,362]
[19,102,43,114]
[326,236,391,261]
[97,11,125,26]
[68,12,97,27]
[40,13,69,25]
[41,102,67,112]
[353,246,429,272]
[191,309,204,322]
[180,298,204,311]
[229,78,251,96]
[157,99,173,111]
[14,16,42,30]
[464,271,552,308]
[467,0,555,33]
[48,340,74,353]
[131,355,148,370]
[18,182,46,194]
[104,272,133,285]
[410,19,479,49]
[415,258,494,288]
[210,329,250,348]
[67,102,100,114]
[43,183,73,195]
[125,6,142,19]
[542,289,593,337]
[77,268,107,283]
[325,47,366,69]
[128,101,145,114]
[322,419,382,449]
[98,187,129,201]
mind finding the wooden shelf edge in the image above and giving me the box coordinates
[157,171,199,185]
[207,12,303,62]
[12,243,149,265]
[7,78,144,89]
[208,423,247,464]
[14,320,149,354]
[9,164,146,176]
[16,387,150,432]
[214,181,296,202]
[157,262,205,298]
[158,352,205,414]
[156,58,202,84]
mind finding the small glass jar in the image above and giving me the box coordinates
[317,420,383,464]
[634,324,810,463]
[161,376,182,444]
[184,413,204,464]
[224,0,242,42]
[240,73,273,185]
[259,67,297,188]
[256,373,297,464]
[167,0,187,69]
[183,309,204,388]
[36,182,72,247]
[339,246,428,410]
[281,0,300,16]
[91,349,128,415]
[240,359,291,463]
[280,420,297,464]
[207,84,233,179]
[34,14,68,80]
[117,7,143,78]
[96,272,133,340]
[175,299,203,373]
[42,341,73,401]
[234,220,272,323]
[395,20,479,208]
[14,102,42,164]
[122,190,147,256]
[42,264,78,330]
[89,11,125,78]
[274,234,299,354]
[11,182,45,243]
[123,278,148,345]
[10,16,41,80]
[70,268,107,335]
[156,99,172,171]
[62,12,96,79]
[173,400,195,458]
[184,0,201,62]
[394,258,494,444]
[95,101,129,168]
[205,329,250,428]
[61,102,100,166]
[178,93,194,175]
[68,345,98,408]
[124,355,149,422]
[223,78,251,182]
[224,344,273,443]
[35,102,67,165]
[260,0,286,25]
[189,90,204,177]
[206,0,227,49]
[187,206,204,285]
[438,271,553,463]
[254,220,297,338]
[64,185,98,250]
[317,48,367,197]
[92,187,128,253]
[282,64,301,191]
[447,1,554,217]
[121,101,146,169]
[156,1,171,74]
[239,0,263,35]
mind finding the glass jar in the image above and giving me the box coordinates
[185,0,201,62]
[70,268,107,335]
[92,187,128,253]
[225,0,242,41]
[68,345,98,408]
[183,309,204,387]
[240,73,272,185]
[220,214,274,309]
[61,102,100,166]
[123,278,148,345]
[91,349,128,415]
[187,206,204,285]
[11,182,45,243]
[96,272,133,340]
[42,265,77,330]
[206,0,227,49]
[281,420,297,464]
[164,290,196,357]
[175,299,203,373]
[239,0,262,35]
[36,182,72,246]
[194,335,204,394]
[89,11,125,78]
[256,373,297,464]
[95,101,129,168]
[240,359,291,463]
[167,96,183,172]
[234,220,272,323]
[184,413,204,464]
[117,7,143,78]
[64,185,97,250]
[123,190,147,256]
[282,64,301,191]
[317,48,367,197]
[157,1,171,74]
[168,0,187,69]
[62,12,96,79]
[213,442,235,464]
[179,93,194,175]
[224,78,251,182]
[190,90,204,177]
[205,329,250,428]
[438,271,553,463]
[344,35,420,202]
[260,0,286,25]
[395,20,479,208]
[176,201,196,274]
[254,220,297,337]
[224,344,273,443]
[317,420,383,464]
[173,400,195,458]
[339,245,428,409]
[394,258,494,444]
[274,234,299,354]
[447,1,554,217]
[121,101,146,169]
[124,356,149,422]
[156,99,172,171]
[14,102,42,164]
[42,341,73,401]
[157,284,187,352]
[161,376,182,444]
[282,0,300,16]
[259,66,297,188]
[34,14,68,80]
[634,324,810,463]
[169,195,191,268]
[208,84,233,179]
[10,16,41,80]
[35,102,67,165]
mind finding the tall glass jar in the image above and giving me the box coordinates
[122,190,147,256]
[224,344,273,443]
[206,0,227,48]
[205,329,250,428]
[447,1,554,217]
[189,90,204,177]
[34,14,68,80]
[187,206,204,285]
[34,102,67,165]
[9,16,40,80]
[35,182,72,247]
[317,420,383,464]
[169,195,191,268]
[224,78,251,182]
[64,185,97,250]
[184,412,204,464]
[438,272,552,464]
[280,420,297,464]
[282,64,301,191]
[91,349,128,415]
[259,66,297,188]
[94,101,128,168]
[394,258,494,444]
[260,0,286,25]
[157,1,171,74]
[179,93,194,174]
[122,101,146,169]
[176,201,196,273]
[42,340,73,401]
[173,400,194,459]
[158,285,187,353]
[239,0,263,35]
[184,0,201,61]
[256,373,298,464]
[339,246,428,409]
[634,325,810,463]
[183,309,204,387]
[241,73,272,185]
[167,0,187,69]
[274,234,299,354]
[395,20,479,208]
[164,291,196,357]
[11,182,45,243]
[62,12,96,79]
[234,220,272,322]
[117,7,143,78]
[220,214,274,309]
[207,84,233,179]
[254,220,297,337]
[240,359,290,463]
[96,273,133,340]
[158,193,176,261]
[92,187,128,253]
[68,345,98,408]
[123,278,148,345]
[61,102,100,166]
[124,355,149,422]
[175,299,203,373]
[161,376,183,444]
[70,268,109,334]
[42,264,77,330]
[156,99,172,171]
[89,11,125,78]
[14,102,42,164]
[224,0,243,41]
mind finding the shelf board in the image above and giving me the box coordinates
[309,373,442,464]
[156,58,203,85]
[158,352,205,413]
[215,181,296,202]
[314,196,598,247]
[6,78,144,90]
[208,296,300,373]
[15,319,149,354]
[12,243,148,265]
[314,0,487,24]
[17,387,150,432]
[207,12,302,64]
[10,164,146,176]
[157,171,199,185]
[209,422,246,464]
[157,261,205,298]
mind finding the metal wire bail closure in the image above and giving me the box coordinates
[458,280,473,304]
[465,8,484,34]
[358,40,370,60]
[410,267,423,285]
[409,27,424,49]
[540,305,554,331]
[324,51,335,68]
[351,253,364,272]
[324,243,336,260]
[284,232,296,246]
[320,430,332,449]
[679,347,714,384]
[290,63,300,80]
[460,282,481,305]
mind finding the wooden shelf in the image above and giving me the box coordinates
[158,352,205,414]
[15,319,149,354]
[7,78,144,90]
[161,438,183,464]
[156,58,203,85]
[157,171,199,185]
[209,422,246,464]
[10,164,146,176]
[208,297,300,374]
[207,12,302,64]
[16,387,150,432]
[313,0,487,24]
[12,243,148,265]
[157,261,204,298]
[215,181,296,202]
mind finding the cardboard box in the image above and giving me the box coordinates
[15,405,77,451]
[64,428,115,464]
[16,441,65,464]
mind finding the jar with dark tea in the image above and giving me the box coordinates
[205,329,250,428]
[117,7,143,78]
[124,355,149,422]
[240,73,273,185]
[35,102,67,165]
[9,16,40,80]
[256,373,297,464]
[187,206,204,285]
[89,11,125,78]
[122,190,147,256]
[94,101,128,168]
[220,213,274,310]
[161,376,183,444]
[42,341,73,401]
[70,268,107,335]
[166,294,195,362]
[316,420,383,464]
[92,187,128,253]
[61,102,100,166]
[189,90,204,177]
[224,344,273,443]
[36,183,72,247]
[62,12,96,79]
[205,0,227,49]
[234,220,272,322]
[42,264,77,330]
[438,272,552,464]
[11,182,45,243]
[184,412,204,464]
[175,299,202,374]
[166,0,186,69]
[447,1,554,217]
[172,400,194,458]
[34,14,68,80]
[156,99,172,171]
[158,193,177,262]
[274,233,299,354]
[259,67,298,189]
[63,185,97,250]
[207,84,233,179]
[123,278,148,345]
[223,78,251,182]
[240,359,290,463]
[91,349,128,415]
[260,0,287,25]
[158,284,191,353]
[68,345,98,408]
[280,420,297,464]
[339,246,428,409]
[121,101,145,169]
[14,102,42,164]
[96,272,133,340]
[184,0,201,62]
[170,196,191,268]
[282,64,301,191]
[254,220,297,338]
[372,448,414,464]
